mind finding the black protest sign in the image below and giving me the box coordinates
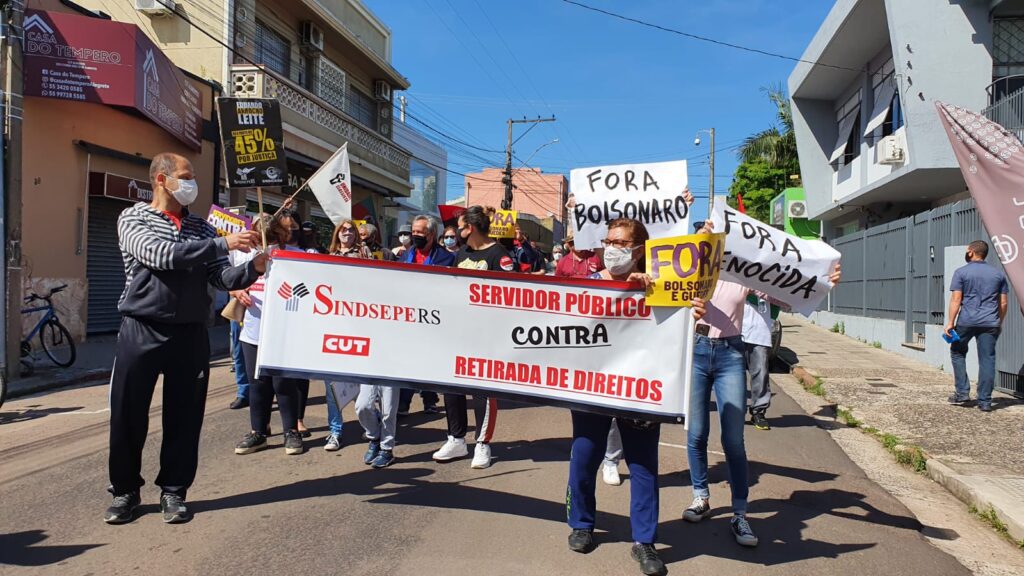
[217,97,288,188]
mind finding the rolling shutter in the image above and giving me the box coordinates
[87,198,128,334]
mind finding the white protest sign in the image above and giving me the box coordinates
[711,204,840,316]
[256,251,695,423]
[570,160,690,250]
[305,143,352,225]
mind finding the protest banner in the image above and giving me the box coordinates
[645,233,725,307]
[207,204,252,237]
[256,251,695,423]
[710,205,840,315]
[489,209,518,239]
[216,98,288,188]
[305,143,353,224]
[569,160,690,250]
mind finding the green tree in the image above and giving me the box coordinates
[729,84,801,221]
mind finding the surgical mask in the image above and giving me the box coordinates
[554,253,563,261]
[167,176,198,206]
[443,237,457,249]
[603,246,637,275]
[399,234,411,247]
[412,234,428,250]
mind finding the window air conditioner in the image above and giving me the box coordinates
[374,80,392,102]
[301,21,325,53]
[135,0,173,17]
[787,200,807,219]
[877,135,905,165]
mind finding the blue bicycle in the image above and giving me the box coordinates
[22,284,76,369]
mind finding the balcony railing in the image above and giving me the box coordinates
[230,65,410,182]
[983,84,1024,142]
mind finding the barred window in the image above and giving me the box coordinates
[346,86,377,130]
[317,57,347,112]
[255,20,290,77]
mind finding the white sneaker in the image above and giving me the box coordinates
[432,436,468,462]
[601,461,622,486]
[471,443,492,469]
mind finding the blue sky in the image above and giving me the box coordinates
[365,0,832,221]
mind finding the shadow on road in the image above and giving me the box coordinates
[0,530,104,567]
[0,406,85,425]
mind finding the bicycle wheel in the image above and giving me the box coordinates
[40,319,76,368]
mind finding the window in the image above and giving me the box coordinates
[409,160,439,211]
[255,20,291,77]
[346,86,377,130]
[317,57,347,112]
[830,90,861,168]
[881,91,903,138]
[842,112,861,164]
[993,19,1024,100]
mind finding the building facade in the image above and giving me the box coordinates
[391,117,448,237]
[464,167,568,248]
[81,0,414,246]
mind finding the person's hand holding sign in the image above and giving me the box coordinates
[626,272,654,289]
[682,187,694,207]
[225,230,260,252]
[231,289,254,307]
[692,297,707,321]
[829,263,842,285]
[252,252,269,274]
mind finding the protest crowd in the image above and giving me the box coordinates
[103,151,843,576]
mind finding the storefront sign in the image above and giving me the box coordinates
[256,252,695,423]
[217,97,289,188]
[23,10,202,150]
[207,204,252,236]
[570,160,690,250]
[645,233,725,307]
[88,172,153,203]
[711,205,840,315]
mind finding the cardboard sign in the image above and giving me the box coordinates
[711,205,840,315]
[256,252,696,423]
[207,204,252,237]
[217,97,288,188]
[489,210,518,239]
[570,160,690,250]
[645,233,725,307]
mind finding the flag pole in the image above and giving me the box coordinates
[257,186,268,251]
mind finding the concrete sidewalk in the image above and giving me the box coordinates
[8,323,231,399]
[775,315,1024,544]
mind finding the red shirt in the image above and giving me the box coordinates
[413,248,429,265]
[555,252,603,278]
[161,210,183,231]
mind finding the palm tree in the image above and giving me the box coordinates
[738,84,800,174]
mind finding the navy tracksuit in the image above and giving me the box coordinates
[566,410,661,543]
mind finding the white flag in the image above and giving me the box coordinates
[306,143,352,224]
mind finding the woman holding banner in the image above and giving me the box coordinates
[567,217,706,576]
[234,213,308,457]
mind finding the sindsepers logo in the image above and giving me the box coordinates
[322,334,370,357]
[278,281,310,312]
[313,284,441,325]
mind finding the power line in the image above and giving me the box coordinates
[558,0,862,73]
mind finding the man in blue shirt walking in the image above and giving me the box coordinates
[945,240,1009,412]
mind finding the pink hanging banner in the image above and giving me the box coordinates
[936,102,1024,307]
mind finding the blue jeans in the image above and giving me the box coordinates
[951,325,1000,406]
[230,321,249,399]
[688,335,749,514]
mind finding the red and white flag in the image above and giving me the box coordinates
[936,102,1024,308]
[306,143,352,224]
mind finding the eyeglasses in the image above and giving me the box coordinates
[341,228,354,233]
[600,239,637,249]
[443,235,457,240]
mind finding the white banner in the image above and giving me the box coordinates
[256,252,695,423]
[570,160,690,250]
[711,204,840,315]
[306,143,352,225]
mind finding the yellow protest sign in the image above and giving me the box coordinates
[353,219,367,229]
[489,210,518,239]
[645,233,725,307]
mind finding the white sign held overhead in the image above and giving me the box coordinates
[256,251,696,423]
[710,205,841,316]
[570,160,690,250]
[305,143,352,225]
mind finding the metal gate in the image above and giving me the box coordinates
[86,198,127,334]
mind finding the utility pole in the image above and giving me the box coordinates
[3,1,24,382]
[503,117,555,210]
[709,127,716,212]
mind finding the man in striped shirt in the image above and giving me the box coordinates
[105,153,266,525]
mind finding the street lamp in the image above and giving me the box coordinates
[695,128,716,212]
[518,138,560,171]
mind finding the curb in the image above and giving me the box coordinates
[926,459,1024,543]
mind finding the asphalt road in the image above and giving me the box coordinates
[0,359,970,575]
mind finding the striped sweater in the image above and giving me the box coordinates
[117,202,260,324]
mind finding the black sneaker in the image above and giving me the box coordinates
[978,403,993,412]
[730,515,759,547]
[284,430,304,455]
[630,543,667,576]
[947,393,969,406]
[103,490,140,524]
[423,403,442,414]
[751,412,770,431]
[683,497,711,522]
[567,528,594,553]
[160,493,191,524]
[235,431,268,455]
[229,397,249,410]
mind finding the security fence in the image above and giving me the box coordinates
[830,199,1023,396]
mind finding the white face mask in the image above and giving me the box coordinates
[399,234,411,247]
[167,176,199,206]
[553,253,563,261]
[603,246,637,275]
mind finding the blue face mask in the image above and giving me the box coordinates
[443,237,457,248]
